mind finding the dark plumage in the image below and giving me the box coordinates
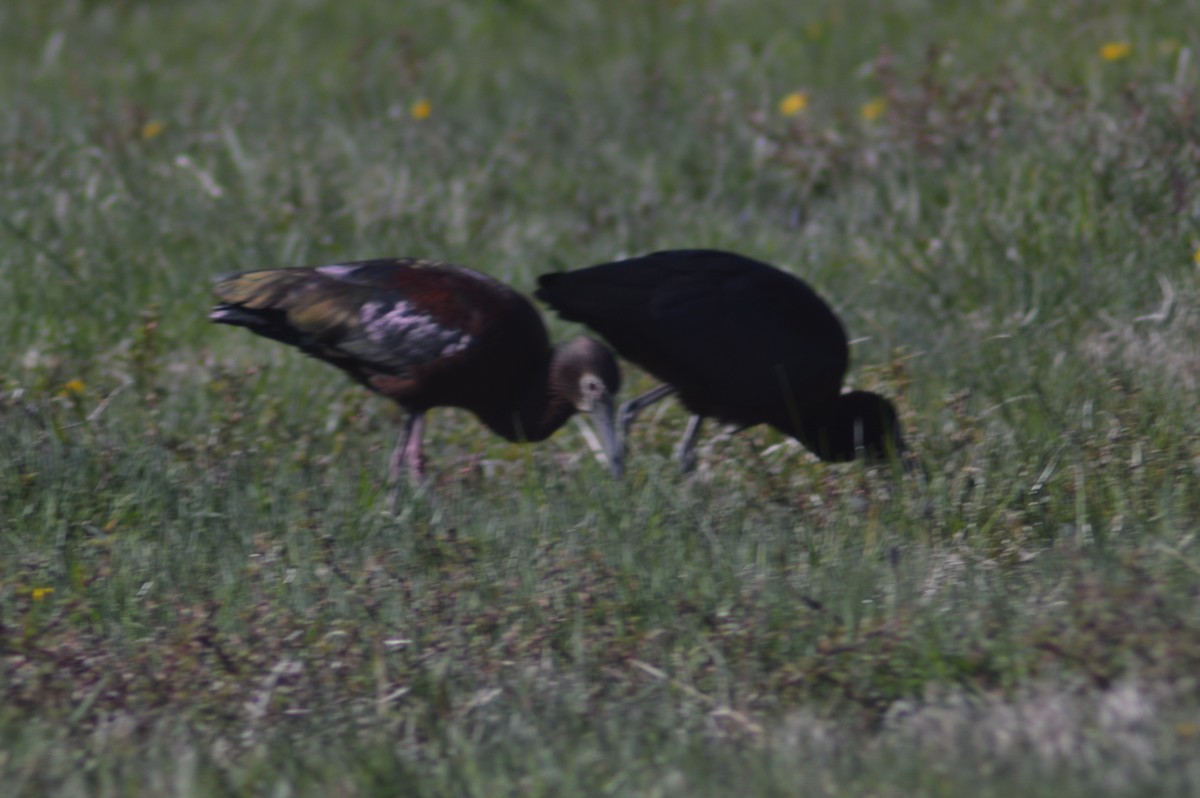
[536,249,905,471]
[211,258,622,481]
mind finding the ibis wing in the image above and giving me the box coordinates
[212,260,480,378]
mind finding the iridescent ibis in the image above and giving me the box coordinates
[535,249,906,472]
[210,258,623,481]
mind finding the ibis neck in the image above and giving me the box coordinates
[786,397,868,463]
[784,392,899,463]
[476,349,575,444]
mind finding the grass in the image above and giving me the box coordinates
[4,0,1200,794]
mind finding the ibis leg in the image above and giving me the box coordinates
[618,384,676,438]
[403,413,427,482]
[388,412,427,483]
[676,415,704,473]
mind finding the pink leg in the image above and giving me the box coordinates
[403,413,427,482]
[389,412,427,483]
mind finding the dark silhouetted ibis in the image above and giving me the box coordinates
[211,258,622,482]
[536,249,906,471]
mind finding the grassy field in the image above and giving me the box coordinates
[4,0,1200,794]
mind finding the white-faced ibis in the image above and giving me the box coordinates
[210,258,623,481]
[536,249,906,471]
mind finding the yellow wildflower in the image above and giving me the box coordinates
[141,120,165,140]
[58,378,85,397]
[1177,722,1199,738]
[860,97,886,122]
[410,99,432,121]
[32,587,54,600]
[1193,245,1200,265]
[1099,42,1131,62]
[778,91,809,117]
